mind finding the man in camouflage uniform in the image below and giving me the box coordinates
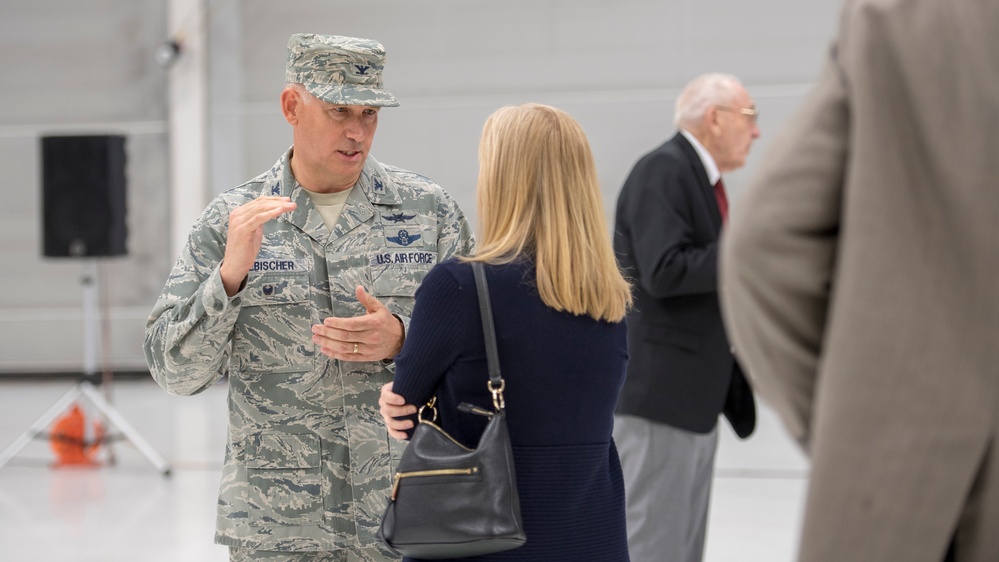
[144,33,474,562]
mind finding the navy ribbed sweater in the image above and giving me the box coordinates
[392,258,630,561]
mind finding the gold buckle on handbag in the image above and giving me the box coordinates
[488,379,505,411]
[417,396,438,423]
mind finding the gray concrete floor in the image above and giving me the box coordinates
[0,378,808,561]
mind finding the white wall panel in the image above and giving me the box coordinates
[0,0,169,372]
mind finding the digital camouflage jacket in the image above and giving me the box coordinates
[144,149,473,555]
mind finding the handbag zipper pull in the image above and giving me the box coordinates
[391,467,479,500]
[458,402,495,418]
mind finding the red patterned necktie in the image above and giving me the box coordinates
[714,178,729,224]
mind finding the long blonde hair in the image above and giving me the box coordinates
[469,103,632,322]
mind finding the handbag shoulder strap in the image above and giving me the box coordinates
[471,261,506,410]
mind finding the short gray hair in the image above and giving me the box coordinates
[285,82,316,104]
[674,73,744,128]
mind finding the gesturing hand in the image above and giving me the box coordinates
[312,285,405,362]
[220,196,297,296]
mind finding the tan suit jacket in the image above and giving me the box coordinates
[720,0,999,560]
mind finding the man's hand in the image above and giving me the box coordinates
[220,196,297,296]
[379,382,417,440]
[312,285,405,361]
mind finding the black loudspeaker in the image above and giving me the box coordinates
[41,135,128,258]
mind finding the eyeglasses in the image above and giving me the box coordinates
[716,106,759,123]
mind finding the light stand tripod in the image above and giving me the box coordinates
[0,259,172,476]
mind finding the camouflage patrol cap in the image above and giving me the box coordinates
[285,33,400,107]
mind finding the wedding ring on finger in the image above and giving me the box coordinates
[353,343,359,354]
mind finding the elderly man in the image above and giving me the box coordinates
[144,33,473,562]
[611,73,759,562]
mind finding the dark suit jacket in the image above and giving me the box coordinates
[613,132,755,438]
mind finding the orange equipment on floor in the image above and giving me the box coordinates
[49,403,104,466]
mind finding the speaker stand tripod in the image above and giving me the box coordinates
[0,259,172,476]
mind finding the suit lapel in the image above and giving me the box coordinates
[672,133,723,234]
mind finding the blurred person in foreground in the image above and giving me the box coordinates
[144,33,473,562]
[380,103,633,561]
[611,73,759,562]
[720,1,999,561]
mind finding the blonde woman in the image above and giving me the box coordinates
[379,103,632,561]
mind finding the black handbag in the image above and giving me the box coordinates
[377,261,526,559]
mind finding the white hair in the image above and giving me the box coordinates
[285,82,316,104]
[673,73,744,128]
